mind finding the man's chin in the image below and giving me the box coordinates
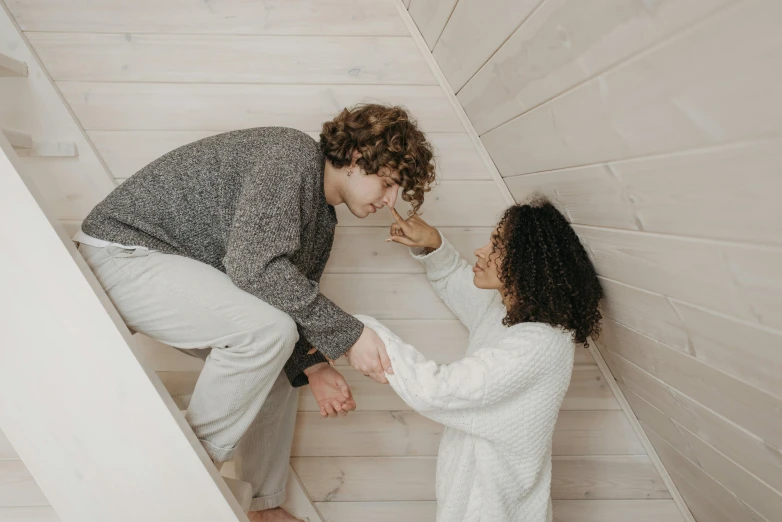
[349,206,371,219]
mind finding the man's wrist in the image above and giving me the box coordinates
[303,362,329,376]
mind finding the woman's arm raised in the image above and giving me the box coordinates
[387,207,498,332]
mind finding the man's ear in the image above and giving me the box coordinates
[350,149,362,166]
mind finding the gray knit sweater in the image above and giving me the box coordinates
[81,127,364,387]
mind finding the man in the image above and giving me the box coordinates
[74,104,436,521]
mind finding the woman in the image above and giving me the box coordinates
[357,196,603,522]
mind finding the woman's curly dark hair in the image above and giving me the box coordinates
[494,196,603,347]
[319,104,437,214]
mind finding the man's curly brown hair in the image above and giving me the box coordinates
[319,104,436,214]
[494,196,603,347]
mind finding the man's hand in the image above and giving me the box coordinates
[386,207,442,252]
[346,326,393,384]
[304,363,356,418]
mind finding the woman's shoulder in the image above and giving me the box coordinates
[499,322,574,351]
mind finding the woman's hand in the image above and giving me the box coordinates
[386,207,442,252]
[304,363,357,418]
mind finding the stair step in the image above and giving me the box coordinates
[0,52,27,77]
[176,410,249,511]
[223,477,253,512]
[2,128,32,150]
[1,128,78,157]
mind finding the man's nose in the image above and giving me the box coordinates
[383,187,399,208]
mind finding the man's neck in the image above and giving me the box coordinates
[322,159,344,207]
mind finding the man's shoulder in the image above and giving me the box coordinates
[217,127,318,151]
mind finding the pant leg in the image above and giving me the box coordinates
[233,370,300,511]
[78,244,298,462]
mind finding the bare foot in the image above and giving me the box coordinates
[247,507,306,522]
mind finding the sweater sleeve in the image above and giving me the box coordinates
[284,330,329,388]
[411,231,499,332]
[223,158,363,360]
[355,315,561,435]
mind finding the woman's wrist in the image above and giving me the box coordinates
[424,229,442,253]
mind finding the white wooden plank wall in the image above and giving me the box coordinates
[408,0,782,521]
[0,0,693,520]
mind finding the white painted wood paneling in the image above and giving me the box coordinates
[419,0,782,518]
[325,227,489,273]
[718,244,782,331]
[29,33,435,85]
[597,278,782,400]
[648,430,765,522]
[601,319,782,450]
[618,363,782,495]
[576,225,782,327]
[629,393,782,522]
[320,274,454,319]
[6,0,407,35]
[671,301,782,399]
[668,473,733,522]
[482,0,782,176]
[59,83,463,133]
[598,277,688,352]
[432,0,543,92]
[407,0,458,50]
[459,0,733,135]
[505,138,782,245]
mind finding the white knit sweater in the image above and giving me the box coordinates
[355,232,575,522]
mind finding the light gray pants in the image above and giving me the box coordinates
[78,243,300,511]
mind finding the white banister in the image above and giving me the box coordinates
[0,135,249,521]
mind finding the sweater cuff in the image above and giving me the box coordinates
[284,337,328,388]
[409,230,458,277]
[314,313,364,360]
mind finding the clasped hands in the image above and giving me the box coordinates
[305,326,393,418]
[306,206,438,418]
